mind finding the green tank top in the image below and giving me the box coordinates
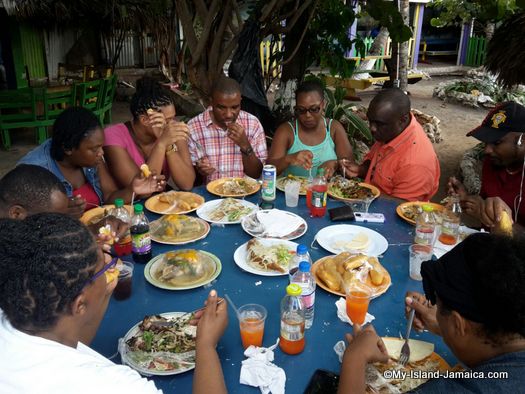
[285,118,337,177]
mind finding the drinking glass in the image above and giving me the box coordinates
[409,244,433,281]
[238,304,267,349]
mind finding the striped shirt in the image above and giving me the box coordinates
[187,108,268,183]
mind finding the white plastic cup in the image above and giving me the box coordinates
[284,180,300,207]
[408,244,433,281]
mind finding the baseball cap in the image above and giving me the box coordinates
[466,102,525,143]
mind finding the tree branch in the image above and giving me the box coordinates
[194,0,209,22]
[270,0,314,34]
[191,0,221,64]
[259,0,280,23]
[175,0,198,52]
[208,1,233,69]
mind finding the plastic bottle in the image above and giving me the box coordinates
[288,244,312,281]
[109,198,132,256]
[309,168,328,217]
[414,204,436,247]
[130,204,152,263]
[438,196,462,245]
[291,261,316,329]
[279,284,305,355]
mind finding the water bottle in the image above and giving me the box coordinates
[109,198,132,256]
[309,168,328,217]
[414,204,436,247]
[288,244,312,281]
[438,196,462,245]
[279,284,305,355]
[291,261,316,329]
[130,204,152,263]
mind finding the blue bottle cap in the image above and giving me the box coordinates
[299,261,311,272]
[297,244,308,254]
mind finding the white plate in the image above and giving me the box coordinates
[241,209,308,240]
[233,238,299,276]
[144,251,222,290]
[315,224,388,256]
[196,199,258,224]
[119,312,196,376]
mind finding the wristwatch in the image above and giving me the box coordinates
[240,146,254,156]
[166,143,178,155]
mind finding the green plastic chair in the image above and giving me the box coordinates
[98,74,117,125]
[74,79,104,113]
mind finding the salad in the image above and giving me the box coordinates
[329,176,374,200]
[207,198,254,222]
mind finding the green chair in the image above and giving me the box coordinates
[98,74,117,125]
[44,86,75,120]
[0,88,47,149]
[74,79,104,113]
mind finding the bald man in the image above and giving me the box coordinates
[187,77,268,184]
[342,88,440,201]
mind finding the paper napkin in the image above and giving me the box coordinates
[335,297,375,325]
[256,210,302,238]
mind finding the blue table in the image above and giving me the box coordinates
[91,187,457,393]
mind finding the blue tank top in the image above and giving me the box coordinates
[285,118,337,177]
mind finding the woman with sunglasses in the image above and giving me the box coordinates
[0,213,228,394]
[267,80,353,178]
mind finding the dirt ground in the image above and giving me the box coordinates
[0,75,485,201]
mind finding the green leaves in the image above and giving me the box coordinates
[365,0,412,43]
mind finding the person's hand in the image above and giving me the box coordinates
[460,195,483,219]
[479,196,513,228]
[147,110,167,135]
[289,150,313,170]
[343,324,389,364]
[159,121,190,149]
[103,215,129,242]
[319,160,338,179]
[95,231,115,253]
[67,195,86,219]
[447,177,467,200]
[405,292,441,335]
[193,290,228,349]
[131,171,166,196]
[196,156,216,176]
[339,159,362,178]
[227,123,250,149]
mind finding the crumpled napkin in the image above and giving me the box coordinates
[239,339,286,394]
[335,297,375,325]
[256,210,303,237]
[333,340,347,363]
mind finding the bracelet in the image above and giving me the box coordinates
[240,146,254,156]
[166,143,178,155]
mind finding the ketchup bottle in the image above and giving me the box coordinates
[309,168,327,217]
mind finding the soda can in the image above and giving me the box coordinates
[261,164,276,201]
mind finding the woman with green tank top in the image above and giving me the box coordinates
[267,81,353,179]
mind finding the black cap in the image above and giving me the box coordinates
[467,102,525,143]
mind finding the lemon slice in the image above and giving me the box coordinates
[347,232,370,250]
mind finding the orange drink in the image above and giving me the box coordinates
[346,289,371,325]
[238,304,267,349]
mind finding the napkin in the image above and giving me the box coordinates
[333,340,347,363]
[335,297,375,325]
[256,210,303,237]
[239,339,286,394]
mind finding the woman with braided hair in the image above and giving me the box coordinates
[0,213,228,394]
[104,77,195,191]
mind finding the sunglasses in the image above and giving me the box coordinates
[294,106,322,115]
[84,257,119,287]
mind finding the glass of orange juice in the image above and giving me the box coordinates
[346,286,371,325]
[238,304,267,349]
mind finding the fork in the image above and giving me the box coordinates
[399,309,416,366]
[152,299,225,327]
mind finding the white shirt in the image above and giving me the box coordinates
[0,315,162,394]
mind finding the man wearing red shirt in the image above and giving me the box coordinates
[449,102,525,227]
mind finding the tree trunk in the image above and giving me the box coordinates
[398,0,410,92]
[354,26,389,80]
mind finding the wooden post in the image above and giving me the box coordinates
[412,3,425,68]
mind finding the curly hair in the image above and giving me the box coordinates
[295,80,325,101]
[130,77,173,120]
[0,213,98,331]
[50,107,101,161]
[462,233,525,342]
[0,165,66,212]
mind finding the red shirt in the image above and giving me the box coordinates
[73,183,101,212]
[364,114,440,201]
[480,157,525,225]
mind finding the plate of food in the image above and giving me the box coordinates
[328,176,380,202]
[241,209,308,240]
[315,224,388,256]
[233,238,298,276]
[145,191,205,215]
[207,177,260,197]
[150,215,210,245]
[144,250,221,290]
[80,204,133,225]
[366,337,451,393]
[312,252,391,298]
[196,198,257,224]
[119,313,197,376]
[276,175,309,195]
[396,201,445,225]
